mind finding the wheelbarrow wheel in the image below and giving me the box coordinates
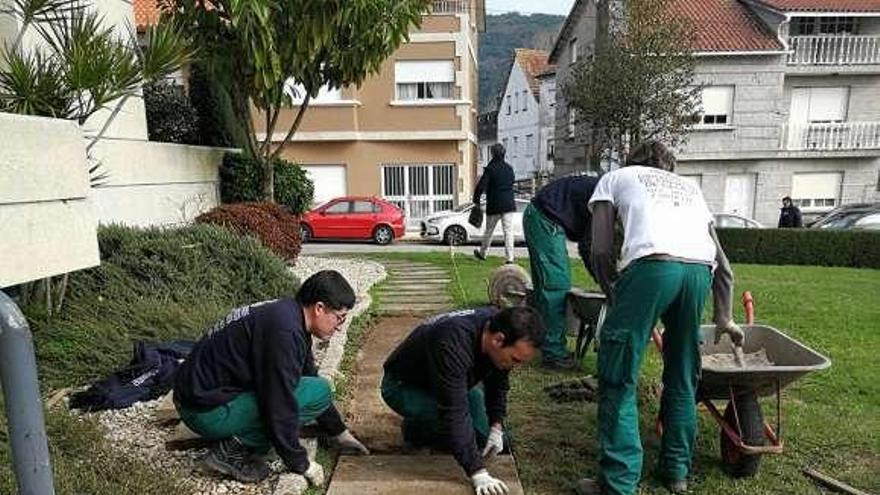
[720,393,764,478]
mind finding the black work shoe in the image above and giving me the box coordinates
[203,437,270,484]
[573,478,607,495]
[473,249,487,261]
[542,355,578,371]
[665,479,688,494]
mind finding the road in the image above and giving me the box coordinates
[300,237,580,258]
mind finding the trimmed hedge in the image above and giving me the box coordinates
[219,152,315,214]
[196,201,302,262]
[144,82,200,145]
[717,228,880,268]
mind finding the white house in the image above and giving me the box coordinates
[497,49,557,180]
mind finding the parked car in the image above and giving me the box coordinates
[713,213,763,229]
[809,202,880,230]
[421,199,530,245]
[300,196,405,245]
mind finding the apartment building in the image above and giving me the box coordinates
[261,0,485,228]
[550,0,880,225]
[496,49,557,179]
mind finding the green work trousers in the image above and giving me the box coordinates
[381,373,490,446]
[597,260,712,495]
[176,376,333,452]
[523,203,572,362]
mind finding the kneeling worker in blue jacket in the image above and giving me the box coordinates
[174,270,369,486]
[382,306,545,495]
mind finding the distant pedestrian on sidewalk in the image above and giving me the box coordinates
[382,306,545,495]
[174,271,369,486]
[523,175,600,370]
[777,196,803,228]
[473,143,517,263]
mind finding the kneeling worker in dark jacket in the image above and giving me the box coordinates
[174,270,369,486]
[382,306,545,495]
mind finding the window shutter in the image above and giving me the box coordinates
[395,61,455,83]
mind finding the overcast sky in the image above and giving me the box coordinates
[486,0,575,16]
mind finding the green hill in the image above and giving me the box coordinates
[479,12,566,112]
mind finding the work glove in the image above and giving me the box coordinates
[335,429,370,455]
[471,469,509,495]
[481,426,504,458]
[715,320,745,347]
[303,461,325,487]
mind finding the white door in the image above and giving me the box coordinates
[724,174,756,218]
[382,164,456,228]
[302,165,347,206]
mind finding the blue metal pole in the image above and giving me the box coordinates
[0,290,56,495]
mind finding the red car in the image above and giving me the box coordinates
[300,196,406,245]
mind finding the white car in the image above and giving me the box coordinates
[420,199,530,245]
[713,213,763,229]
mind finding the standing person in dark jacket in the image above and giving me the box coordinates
[778,196,803,228]
[174,270,369,485]
[473,143,517,263]
[523,175,600,370]
[382,306,545,495]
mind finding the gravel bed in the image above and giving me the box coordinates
[85,256,386,495]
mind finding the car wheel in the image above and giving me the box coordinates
[444,225,467,246]
[373,225,394,245]
[299,224,312,243]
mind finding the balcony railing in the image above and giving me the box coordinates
[429,0,471,15]
[781,121,880,150]
[788,35,880,65]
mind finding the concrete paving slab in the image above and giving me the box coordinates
[378,283,450,292]
[374,294,453,304]
[327,455,524,495]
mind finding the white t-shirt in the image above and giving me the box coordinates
[588,166,716,271]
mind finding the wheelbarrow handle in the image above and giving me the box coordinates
[742,291,755,325]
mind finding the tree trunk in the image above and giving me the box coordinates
[261,157,275,202]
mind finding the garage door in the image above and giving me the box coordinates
[302,165,347,206]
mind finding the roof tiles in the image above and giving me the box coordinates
[753,0,880,12]
[514,49,555,96]
[673,0,784,52]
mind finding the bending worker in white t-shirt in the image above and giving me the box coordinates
[574,141,744,495]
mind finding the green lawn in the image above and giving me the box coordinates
[361,251,880,495]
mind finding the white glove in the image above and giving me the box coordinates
[335,429,370,455]
[471,469,509,495]
[274,473,309,495]
[303,461,325,487]
[481,426,504,458]
[715,320,745,347]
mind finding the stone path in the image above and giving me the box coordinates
[328,260,524,494]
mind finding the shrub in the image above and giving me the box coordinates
[188,63,245,148]
[144,81,200,145]
[717,228,880,268]
[196,202,302,262]
[219,153,315,214]
[21,224,298,390]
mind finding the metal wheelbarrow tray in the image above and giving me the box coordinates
[698,324,831,400]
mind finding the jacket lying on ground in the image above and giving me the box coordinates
[383,306,509,475]
[70,340,194,412]
[174,298,346,474]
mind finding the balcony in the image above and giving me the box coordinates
[788,35,880,66]
[781,121,880,151]
[429,0,471,15]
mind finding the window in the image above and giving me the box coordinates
[395,60,455,101]
[547,138,555,159]
[698,86,734,126]
[352,201,374,214]
[526,134,534,156]
[567,109,577,138]
[513,136,519,157]
[792,16,858,35]
[506,95,512,115]
[324,201,350,214]
[502,137,508,151]
[570,38,578,64]
[549,89,556,107]
[283,79,342,103]
[514,92,519,113]
[522,90,528,111]
[791,87,849,123]
[791,172,842,210]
